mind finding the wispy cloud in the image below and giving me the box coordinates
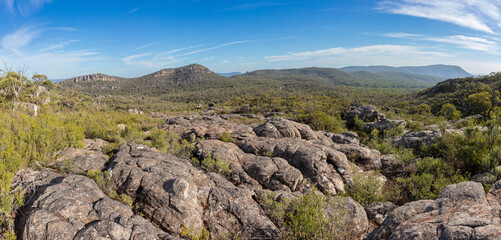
[265,44,451,62]
[124,7,139,16]
[379,0,501,34]
[0,26,101,78]
[382,32,423,38]
[133,42,161,51]
[2,0,53,16]
[179,41,249,56]
[123,41,249,68]
[426,35,498,52]
[221,2,293,11]
[41,40,80,51]
[383,32,499,52]
[2,27,43,55]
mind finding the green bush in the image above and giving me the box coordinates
[397,158,467,201]
[433,121,501,174]
[220,131,235,143]
[283,191,352,240]
[192,155,232,175]
[345,172,386,206]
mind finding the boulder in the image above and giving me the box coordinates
[108,143,279,239]
[367,181,501,240]
[345,104,385,126]
[331,131,360,145]
[12,170,173,240]
[393,130,441,150]
[52,139,108,174]
[237,137,350,195]
[253,118,317,140]
[365,202,397,225]
[363,118,406,133]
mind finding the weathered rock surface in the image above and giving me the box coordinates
[194,140,307,192]
[363,117,406,133]
[345,104,385,126]
[237,137,350,195]
[393,130,441,150]
[162,115,257,141]
[253,118,318,140]
[365,202,397,225]
[12,170,174,240]
[108,143,279,239]
[367,181,501,240]
[52,139,108,174]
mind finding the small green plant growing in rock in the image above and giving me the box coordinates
[86,170,114,195]
[192,155,232,175]
[220,131,235,143]
[180,226,210,240]
[345,172,386,207]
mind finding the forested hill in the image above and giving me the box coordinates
[407,72,501,117]
[340,64,471,80]
[60,64,459,104]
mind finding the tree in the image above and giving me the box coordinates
[438,103,461,121]
[466,90,500,119]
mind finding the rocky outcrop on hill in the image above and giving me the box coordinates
[67,73,119,82]
[363,117,406,133]
[346,104,384,126]
[12,170,174,240]
[367,181,501,240]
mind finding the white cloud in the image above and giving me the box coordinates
[2,27,43,55]
[265,44,451,62]
[383,32,499,52]
[382,32,423,38]
[123,41,249,68]
[179,41,249,56]
[2,0,53,16]
[379,0,501,33]
[426,35,498,52]
[0,26,101,78]
[42,40,79,51]
[124,7,139,16]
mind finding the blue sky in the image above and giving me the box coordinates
[1,0,501,79]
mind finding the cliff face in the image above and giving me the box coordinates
[67,73,119,82]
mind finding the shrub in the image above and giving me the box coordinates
[397,157,467,201]
[283,191,352,240]
[220,131,235,143]
[433,121,501,174]
[192,155,232,175]
[345,172,386,206]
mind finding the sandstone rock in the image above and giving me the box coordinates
[393,130,441,150]
[253,118,317,140]
[345,104,385,126]
[52,139,108,174]
[12,170,173,240]
[365,202,397,225]
[367,181,501,240]
[237,137,349,195]
[331,131,360,145]
[108,143,279,239]
[363,118,406,133]
[195,140,307,192]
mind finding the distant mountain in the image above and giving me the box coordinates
[240,67,433,88]
[340,65,471,80]
[60,64,440,103]
[217,72,242,77]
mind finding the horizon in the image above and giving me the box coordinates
[1,0,501,79]
[60,63,473,81]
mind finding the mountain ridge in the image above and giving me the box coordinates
[340,64,471,79]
